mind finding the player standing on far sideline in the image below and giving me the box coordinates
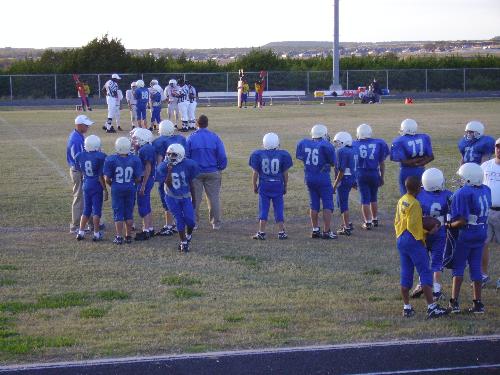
[153,120,187,236]
[458,121,495,165]
[447,163,492,314]
[157,144,200,253]
[113,89,123,131]
[332,131,356,236]
[390,119,434,195]
[74,135,108,241]
[126,82,138,130]
[394,176,449,319]
[296,124,337,239]
[249,133,293,240]
[352,124,389,229]
[177,78,190,132]
[131,128,156,240]
[102,73,121,133]
[103,137,143,245]
[187,81,197,130]
[134,80,149,129]
[149,79,163,132]
[411,168,453,302]
[164,79,180,128]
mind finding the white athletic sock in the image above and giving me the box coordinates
[404,304,412,310]
[78,230,85,236]
[94,231,100,237]
[148,227,154,232]
[433,282,441,293]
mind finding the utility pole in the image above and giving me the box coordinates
[330,0,342,92]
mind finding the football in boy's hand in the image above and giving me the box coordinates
[423,216,441,232]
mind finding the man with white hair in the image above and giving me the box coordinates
[164,79,180,128]
[480,137,500,288]
[102,73,121,133]
[126,82,138,130]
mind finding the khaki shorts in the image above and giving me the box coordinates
[487,209,500,243]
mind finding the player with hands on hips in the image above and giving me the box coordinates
[333,131,356,236]
[390,119,434,195]
[352,124,389,229]
[296,124,337,240]
[102,73,121,133]
[458,121,495,165]
[134,80,149,129]
[249,132,293,240]
[126,82,138,130]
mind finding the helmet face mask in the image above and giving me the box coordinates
[457,162,483,187]
[132,128,152,149]
[422,168,444,192]
[166,144,185,165]
[464,121,484,140]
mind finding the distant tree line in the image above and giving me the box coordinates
[2,36,500,75]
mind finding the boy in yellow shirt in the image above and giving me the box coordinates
[395,176,449,318]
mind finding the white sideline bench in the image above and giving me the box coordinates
[198,90,306,106]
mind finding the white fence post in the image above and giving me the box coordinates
[97,74,101,99]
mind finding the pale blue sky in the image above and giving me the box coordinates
[3,0,499,49]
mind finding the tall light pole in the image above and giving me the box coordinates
[331,0,341,92]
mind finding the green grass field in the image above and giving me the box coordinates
[0,100,499,364]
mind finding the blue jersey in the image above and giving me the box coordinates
[249,149,293,195]
[157,158,200,198]
[296,139,336,182]
[150,91,162,106]
[137,143,156,181]
[103,154,143,191]
[134,87,149,107]
[336,146,356,177]
[458,135,495,164]
[66,130,85,168]
[451,184,492,241]
[74,151,107,189]
[353,138,389,172]
[153,135,187,162]
[417,189,453,237]
[390,133,433,166]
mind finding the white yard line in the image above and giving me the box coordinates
[0,115,70,184]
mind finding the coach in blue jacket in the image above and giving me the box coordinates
[186,115,227,230]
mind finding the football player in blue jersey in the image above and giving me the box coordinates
[157,144,200,253]
[74,135,108,241]
[390,119,434,195]
[103,137,143,245]
[296,124,337,239]
[332,132,356,236]
[153,120,187,236]
[131,128,156,240]
[447,163,492,314]
[458,121,495,165]
[134,80,149,129]
[149,80,163,132]
[352,124,389,229]
[249,132,293,240]
[411,168,453,302]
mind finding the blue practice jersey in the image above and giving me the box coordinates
[336,146,356,176]
[390,133,433,166]
[249,149,293,193]
[451,184,492,239]
[296,139,336,182]
[137,143,156,180]
[353,138,389,172]
[134,87,149,107]
[150,90,162,106]
[458,135,495,164]
[153,135,187,162]
[74,150,107,188]
[417,189,453,237]
[103,154,143,190]
[157,158,200,198]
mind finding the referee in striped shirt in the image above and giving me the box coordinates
[102,73,121,133]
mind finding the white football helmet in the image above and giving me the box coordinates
[356,123,373,139]
[422,168,444,192]
[115,137,131,155]
[150,79,158,87]
[333,131,352,148]
[166,143,185,165]
[400,118,418,135]
[136,79,145,88]
[84,135,101,152]
[311,124,328,140]
[132,128,153,147]
[457,162,483,187]
[464,121,484,140]
[159,120,175,137]
[169,79,177,86]
[263,132,279,150]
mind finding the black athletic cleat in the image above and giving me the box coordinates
[322,230,338,240]
[337,227,352,236]
[76,233,84,241]
[311,229,322,239]
[157,226,174,236]
[410,285,424,299]
[113,236,124,245]
[186,234,192,244]
[372,219,379,227]
[468,300,485,314]
[106,127,117,133]
[449,298,460,314]
[117,126,123,131]
[432,291,444,302]
[124,236,132,244]
[403,307,415,318]
[426,304,449,319]
[253,232,266,240]
[278,231,288,240]
[92,232,103,242]
[362,222,373,230]
[348,222,354,231]
[134,231,150,241]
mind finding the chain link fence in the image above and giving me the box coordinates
[0,68,499,101]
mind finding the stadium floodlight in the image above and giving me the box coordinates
[330,0,342,92]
